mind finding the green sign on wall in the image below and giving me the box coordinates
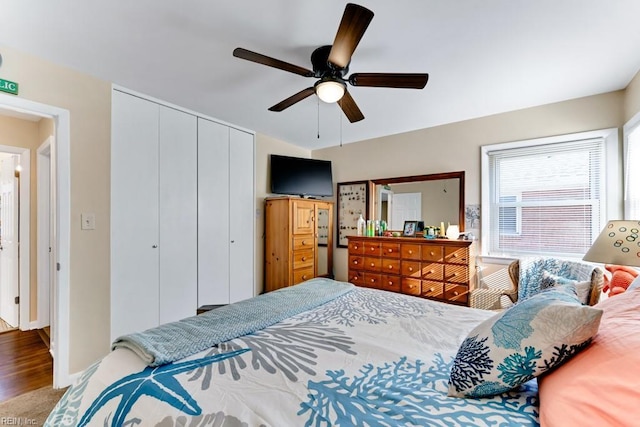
[0,78,19,95]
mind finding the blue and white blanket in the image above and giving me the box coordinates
[46,282,539,426]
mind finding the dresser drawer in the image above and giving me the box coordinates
[381,243,401,258]
[421,262,444,281]
[401,244,421,260]
[365,241,381,256]
[381,274,401,293]
[364,256,382,272]
[364,273,382,289]
[293,267,314,284]
[444,264,469,284]
[349,270,365,286]
[401,278,422,295]
[445,246,469,264]
[349,255,364,269]
[401,260,421,277]
[381,259,401,274]
[293,235,314,251]
[292,249,314,269]
[445,284,469,304]
[421,281,444,298]
[422,245,444,262]
[348,240,365,255]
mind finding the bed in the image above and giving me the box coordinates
[47,276,635,426]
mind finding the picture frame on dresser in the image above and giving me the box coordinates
[336,180,370,247]
[403,221,418,237]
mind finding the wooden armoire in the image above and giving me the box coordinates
[264,197,333,292]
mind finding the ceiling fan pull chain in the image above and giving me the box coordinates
[317,96,320,139]
[340,106,343,147]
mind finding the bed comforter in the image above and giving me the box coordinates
[46,283,538,426]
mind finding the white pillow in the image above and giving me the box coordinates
[448,286,603,398]
[541,271,591,305]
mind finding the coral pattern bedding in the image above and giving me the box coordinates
[46,282,539,426]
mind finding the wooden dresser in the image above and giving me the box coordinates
[347,236,475,306]
[265,197,333,292]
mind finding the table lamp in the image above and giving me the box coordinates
[583,220,640,295]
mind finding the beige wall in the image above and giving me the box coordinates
[314,90,626,281]
[625,69,640,122]
[254,133,311,294]
[0,44,112,374]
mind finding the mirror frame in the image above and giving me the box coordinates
[370,171,465,232]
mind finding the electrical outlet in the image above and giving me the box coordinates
[81,213,96,230]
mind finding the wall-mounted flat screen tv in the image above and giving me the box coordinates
[270,154,333,197]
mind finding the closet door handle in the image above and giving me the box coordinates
[152,244,158,248]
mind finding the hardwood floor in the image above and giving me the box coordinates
[0,329,53,402]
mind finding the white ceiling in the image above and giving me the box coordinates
[1,1,640,149]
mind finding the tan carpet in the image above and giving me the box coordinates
[0,317,16,334]
[0,386,68,425]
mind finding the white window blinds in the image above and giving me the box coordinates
[625,125,640,219]
[486,138,605,258]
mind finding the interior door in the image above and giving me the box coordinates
[391,192,422,230]
[111,90,160,340]
[0,154,19,328]
[198,118,230,306]
[158,106,197,324]
[228,128,255,303]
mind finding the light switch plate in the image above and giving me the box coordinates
[81,213,96,230]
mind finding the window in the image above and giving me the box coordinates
[481,129,618,259]
[624,114,640,219]
[498,195,520,235]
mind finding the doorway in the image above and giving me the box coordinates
[0,94,71,388]
[0,152,20,332]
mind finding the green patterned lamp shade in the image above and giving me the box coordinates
[583,220,640,267]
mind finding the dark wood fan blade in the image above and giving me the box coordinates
[337,90,364,123]
[233,48,314,77]
[268,87,316,111]
[328,3,374,69]
[349,73,429,89]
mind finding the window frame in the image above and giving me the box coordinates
[480,128,621,261]
[623,111,640,220]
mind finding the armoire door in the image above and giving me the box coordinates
[111,90,160,341]
[158,106,197,324]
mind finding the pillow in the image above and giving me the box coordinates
[540,271,591,305]
[538,287,640,426]
[448,286,603,398]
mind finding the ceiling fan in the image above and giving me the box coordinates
[233,3,429,123]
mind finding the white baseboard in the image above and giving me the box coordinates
[57,371,83,389]
[28,321,40,330]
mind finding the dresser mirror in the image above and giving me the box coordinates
[371,171,465,233]
[316,205,332,276]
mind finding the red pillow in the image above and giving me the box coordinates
[538,287,640,426]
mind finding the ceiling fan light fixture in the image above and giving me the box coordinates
[315,78,346,103]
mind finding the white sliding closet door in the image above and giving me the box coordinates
[198,118,230,305]
[229,128,255,303]
[111,90,160,341]
[158,106,198,324]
